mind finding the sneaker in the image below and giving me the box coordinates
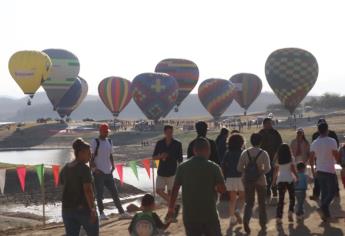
[119,212,132,220]
[234,211,242,224]
[276,218,282,224]
[230,216,237,225]
[288,211,294,222]
[99,212,109,221]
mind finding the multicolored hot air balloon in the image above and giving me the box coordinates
[265,48,318,114]
[131,73,179,122]
[98,77,132,118]
[42,49,80,110]
[71,76,88,112]
[198,79,236,119]
[230,73,262,115]
[56,78,82,118]
[155,59,199,111]
[8,50,52,105]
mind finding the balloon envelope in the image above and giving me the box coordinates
[131,73,178,121]
[198,79,236,119]
[71,76,88,112]
[155,58,199,107]
[98,77,132,117]
[265,48,318,114]
[8,50,52,96]
[230,73,262,111]
[56,78,82,118]
[42,49,80,109]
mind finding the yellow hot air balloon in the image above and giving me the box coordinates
[8,50,52,105]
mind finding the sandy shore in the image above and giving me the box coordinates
[1,184,344,236]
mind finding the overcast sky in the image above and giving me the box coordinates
[1,0,345,98]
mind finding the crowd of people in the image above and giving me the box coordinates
[59,117,343,236]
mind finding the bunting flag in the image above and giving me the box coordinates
[129,161,139,180]
[142,159,151,178]
[35,164,45,186]
[0,169,6,195]
[16,166,26,192]
[155,160,160,169]
[52,165,60,187]
[116,164,124,186]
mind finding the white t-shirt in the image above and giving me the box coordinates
[311,136,337,174]
[277,163,294,183]
[91,138,113,174]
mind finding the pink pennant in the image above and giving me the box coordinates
[116,164,124,186]
[16,166,26,192]
[52,165,60,187]
[142,159,151,178]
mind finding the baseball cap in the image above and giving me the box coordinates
[99,123,110,133]
[297,127,304,133]
[317,118,327,125]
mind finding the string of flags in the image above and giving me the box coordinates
[0,159,160,195]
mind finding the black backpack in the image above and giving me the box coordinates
[244,150,262,183]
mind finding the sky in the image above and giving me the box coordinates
[1,0,345,98]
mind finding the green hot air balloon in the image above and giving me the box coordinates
[265,48,318,114]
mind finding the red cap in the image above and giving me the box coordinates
[99,124,110,133]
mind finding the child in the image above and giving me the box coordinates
[294,162,308,221]
[273,144,298,224]
[129,194,170,236]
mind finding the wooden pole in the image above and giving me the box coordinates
[42,176,46,226]
[152,159,155,197]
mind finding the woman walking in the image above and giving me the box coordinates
[221,134,245,225]
[273,144,298,224]
[216,128,230,163]
[290,128,310,164]
[60,138,99,236]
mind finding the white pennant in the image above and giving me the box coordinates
[0,169,6,195]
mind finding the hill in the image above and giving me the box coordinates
[0,92,313,122]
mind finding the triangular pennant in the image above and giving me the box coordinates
[155,160,160,169]
[0,169,6,195]
[116,164,124,186]
[16,166,26,192]
[142,159,151,178]
[35,164,45,186]
[52,165,60,187]
[129,161,139,180]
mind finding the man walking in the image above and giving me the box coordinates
[237,133,271,234]
[187,121,220,165]
[310,118,339,201]
[90,124,131,220]
[167,138,226,236]
[259,117,282,200]
[153,125,183,204]
[310,121,339,221]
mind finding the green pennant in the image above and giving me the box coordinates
[129,161,139,180]
[35,164,45,186]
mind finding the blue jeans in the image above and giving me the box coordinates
[295,190,306,216]
[317,171,337,218]
[62,208,99,236]
[94,172,124,214]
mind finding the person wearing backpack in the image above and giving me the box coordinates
[90,124,131,221]
[237,133,271,234]
[129,194,171,236]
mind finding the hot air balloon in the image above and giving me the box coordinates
[71,76,88,112]
[8,50,52,105]
[155,58,199,112]
[265,48,318,114]
[42,49,80,110]
[98,77,132,118]
[198,79,236,119]
[230,73,262,115]
[55,78,82,119]
[131,73,179,122]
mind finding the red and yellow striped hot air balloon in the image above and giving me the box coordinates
[98,77,132,118]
